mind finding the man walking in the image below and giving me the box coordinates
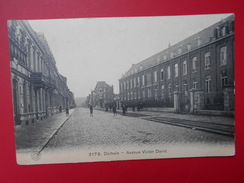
[122,105,126,116]
[112,105,117,116]
[89,105,93,117]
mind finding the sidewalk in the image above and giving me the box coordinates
[15,109,75,153]
[116,109,234,125]
[113,108,234,136]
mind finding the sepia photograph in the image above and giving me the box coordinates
[8,13,235,165]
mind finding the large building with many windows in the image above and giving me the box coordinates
[119,15,234,113]
[8,20,76,125]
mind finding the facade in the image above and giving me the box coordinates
[8,20,76,125]
[87,81,114,108]
[119,15,234,113]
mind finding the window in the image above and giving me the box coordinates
[147,73,151,85]
[134,78,136,88]
[137,76,140,87]
[142,75,145,86]
[183,82,188,95]
[130,79,133,89]
[154,71,157,83]
[168,84,171,94]
[220,47,227,65]
[197,38,202,47]
[183,60,187,75]
[174,63,179,77]
[184,82,188,92]
[138,91,140,99]
[124,81,126,91]
[222,26,226,36]
[131,92,133,100]
[157,56,161,64]
[221,71,228,89]
[192,57,197,72]
[178,48,182,54]
[147,88,151,98]
[205,76,211,93]
[127,80,129,89]
[127,92,130,100]
[175,82,179,91]
[23,82,27,113]
[154,88,158,98]
[164,55,167,61]
[187,44,191,51]
[142,90,145,98]
[161,85,165,97]
[120,83,123,92]
[160,68,164,80]
[134,92,136,99]
[193,81,198,89]
[205,52,211,69]
[167,66,171,79]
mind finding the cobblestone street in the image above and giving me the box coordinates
[16,108,234,164]
[45,108,233,150]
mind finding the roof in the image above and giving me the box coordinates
[121,15,234,79]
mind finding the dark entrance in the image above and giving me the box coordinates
[12,79,20,125]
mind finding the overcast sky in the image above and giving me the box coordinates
[28,13,232,98]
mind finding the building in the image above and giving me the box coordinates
[119,15,234,113]
[8,20,76,125]
[87,81,114,108]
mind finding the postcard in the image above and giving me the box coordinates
[8,14,235,165]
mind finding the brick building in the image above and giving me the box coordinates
[8,20,76,125]
[119,15,234,113]
[87,81,114,108]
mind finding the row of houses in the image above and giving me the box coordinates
[119,15,234,113]
[8,20,76,125]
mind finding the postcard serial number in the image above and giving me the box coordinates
[89,152,101,156]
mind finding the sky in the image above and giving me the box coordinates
[28,13,232,98]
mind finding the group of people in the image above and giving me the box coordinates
[89,105,117,116]
[105,105,117,116]
[89,103,143,117]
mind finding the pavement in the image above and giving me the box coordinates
[97,108,235,136]
[15,107,234,164]
[15,109,75,153]
[99,108,234,125]
[15,107,234,153]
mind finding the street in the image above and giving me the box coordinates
[41,108,234,163]
[16,108,234,164]
[45,108,233,150]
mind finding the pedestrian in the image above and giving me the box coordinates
[59,105,62,113]
[112,105,117,116]
[105,106,108,113]
[132,103,135,112]
[122,105,126,116]
[89,105,93,117]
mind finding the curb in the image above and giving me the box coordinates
[36,109,75,153]
[146,118,234,137]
